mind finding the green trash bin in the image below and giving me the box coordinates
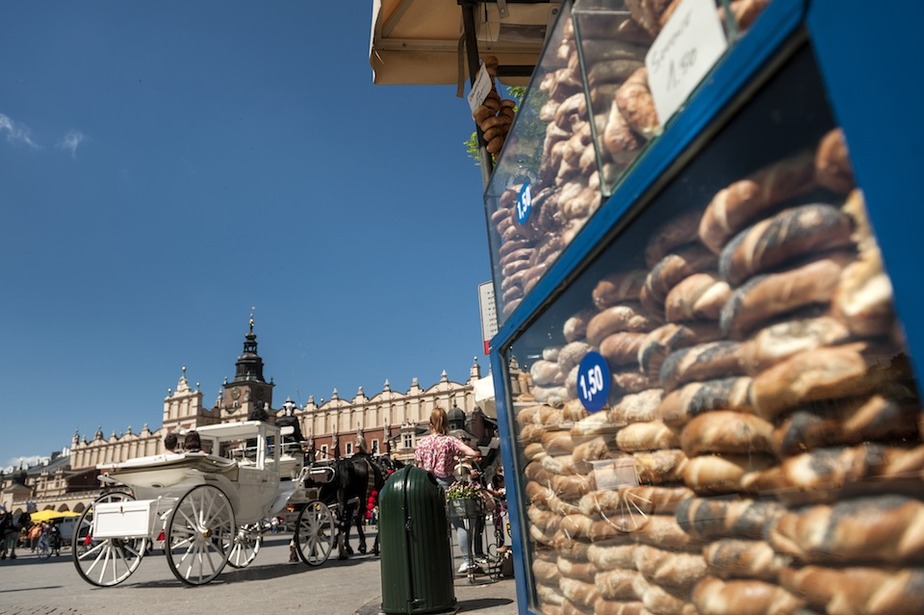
[379,466,456,614]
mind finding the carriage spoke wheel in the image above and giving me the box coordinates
[166,484,235,586]
[294,500,334,566]
[226,523,262,569]
[72,491,148,587]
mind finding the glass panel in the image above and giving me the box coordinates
[485,1,604,325]
[501,42,922,614]
[573,0,743,196]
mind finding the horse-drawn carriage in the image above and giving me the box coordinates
[72,420,338,587]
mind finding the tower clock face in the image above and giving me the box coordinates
[231,388,241,400]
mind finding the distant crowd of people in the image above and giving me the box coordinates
[0,502,66,560]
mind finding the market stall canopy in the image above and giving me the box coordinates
[370,0,560,87]
[30,509,80,522]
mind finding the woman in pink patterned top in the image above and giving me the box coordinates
[415,407,481,484]
[415,407,481,574]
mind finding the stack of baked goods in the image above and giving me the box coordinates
[683,128,921,614]
[491,11,604,318]
[517,269,710,614]
[513,124,922,614]
[471,56,518,159]
[580,0,775,189]
[573,8,652,188]
[492,0,779,321]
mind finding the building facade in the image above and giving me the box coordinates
[1,318,525,515]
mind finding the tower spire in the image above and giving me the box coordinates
[234,311,265,383]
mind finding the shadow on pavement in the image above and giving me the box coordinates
[458,597,515,612]
[128,552,379,588]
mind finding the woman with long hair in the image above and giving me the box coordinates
[415,407,482,574]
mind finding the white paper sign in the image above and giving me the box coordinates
[478,281,498,354]
[646,0,728,125]
[467,64,494,114]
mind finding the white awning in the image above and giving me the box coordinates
[369,0,559,86]
[473,373,497,418]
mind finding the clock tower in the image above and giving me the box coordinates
[222,314,274,420]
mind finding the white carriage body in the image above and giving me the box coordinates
[75,420,336,587]
[95,421,302,536]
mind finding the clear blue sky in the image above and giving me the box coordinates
[1,2,494,468]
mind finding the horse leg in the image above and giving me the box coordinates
[356,511,367,555]
[336,507,351,560]
[337,521,349,560]
[343,507,356,556]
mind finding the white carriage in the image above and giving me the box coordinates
[72,420,336,587]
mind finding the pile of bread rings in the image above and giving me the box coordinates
[514,125,924,615]
[471,56,517,158]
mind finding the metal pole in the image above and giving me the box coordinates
[459,0,495,186]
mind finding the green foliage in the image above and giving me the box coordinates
[446,481,481,500]
[464,132,481,166]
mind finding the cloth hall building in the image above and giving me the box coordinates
[1,320,527,515]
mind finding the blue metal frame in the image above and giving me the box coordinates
[484,0,924,611]
[807,0,924,381]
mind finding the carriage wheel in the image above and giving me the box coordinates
[226,523,262,569]
[294,500,334,566]
[165,484,235,586]
[72,491,148,587]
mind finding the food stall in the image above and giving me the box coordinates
[373,1,924,613]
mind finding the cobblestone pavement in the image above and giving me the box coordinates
[0,531,519,615]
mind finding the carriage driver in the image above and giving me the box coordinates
[276,398,306,451]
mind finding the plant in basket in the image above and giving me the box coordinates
[446,481,483,518]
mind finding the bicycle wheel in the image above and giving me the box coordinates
[72,491,148,587]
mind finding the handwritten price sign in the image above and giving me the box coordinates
[577,352,611,412]
[646,0,728,126]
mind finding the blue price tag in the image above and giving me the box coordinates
[577,352,611,413]
[515,181,532,225]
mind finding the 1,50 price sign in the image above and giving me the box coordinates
[577,351,611,412]
[516,181,533,224]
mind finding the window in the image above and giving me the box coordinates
[346,442,353,455]
[403,433,413,449]
[372,439,379,453]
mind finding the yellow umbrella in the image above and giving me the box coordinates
[29,509,79,522]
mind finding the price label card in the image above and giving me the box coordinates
[592,458,639,490]
[577,351,611,412]
[646,0,728,126]
[467,64,494,114]
[515,181,533,225]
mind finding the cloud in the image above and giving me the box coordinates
[57,130,86,158]
[0,112,39,148]
[3,455,49,473]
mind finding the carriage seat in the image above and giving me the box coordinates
[99,452,240,488]
[305,466,336,485]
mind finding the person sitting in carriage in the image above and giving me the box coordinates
[276,398,306,454]
[183,431,202,453]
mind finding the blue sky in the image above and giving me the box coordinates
[1,2,494,468]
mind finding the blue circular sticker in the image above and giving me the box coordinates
[515,181,532,225]
[577,351,611,413]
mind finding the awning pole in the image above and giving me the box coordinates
[459,0,495,186]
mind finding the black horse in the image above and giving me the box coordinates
[302,454,406,558]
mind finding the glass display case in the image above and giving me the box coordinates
[484,0,775,329]
[484,1,589,325]
[490,6,924,613]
